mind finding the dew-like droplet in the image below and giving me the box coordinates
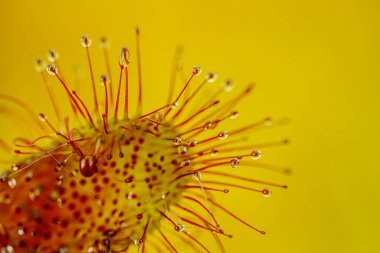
[81,35,92,48]
[25,171,33,182]
[181,159,191,166]
[210,149,219,156]
[125,176,134,184]
[8,178,16,189]
[172,137,182,146]
[206,72,218,83]
[218,131,229,140]
[175,222,185,232]
[192,66,202,76]
[99,36,109,49]
[264,117,272,126]
[119,47,130,68]
[161,192,169,199]
[11,164,19,171]
[17,228,25,236]
[251,150,262,160]
[0,173,7,184]
[2,245,14,253]
[100,74,110,86]
[120,221,128,229]
[79,156,97,177]
[56,175,64,186]
[187,140,197,148]
[194,171,202,180]
[38,113,47,122]
[134,239,143,248]
[29,186,42,201]
[230,158,240,168]
[58,247,69,253]
[47,49,59,62]
[46,64,58,76]
[97,199,105,207]
[0,192,11,204]
[230,111,239,119]
[222,79,234,92]
[261,188,272,198]
[34,58,46,73]
[177,146,187,154]
[170,101,179,109]
[204,120,218,130]
[56,198,64,207]
[55,164,63,172]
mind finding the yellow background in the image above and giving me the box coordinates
[0,0,379,252]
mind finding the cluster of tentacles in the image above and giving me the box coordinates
[0,29,288,253]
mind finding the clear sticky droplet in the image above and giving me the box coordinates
[56,175,64,186]
[11,164,19,171]
[127,192,134,200]
[177,146,187,154]
[119,47,130,68]
[170,101,179,109]
[34,58,46,73]
[0,173,7,184]
[8,178,17,189]
[46,64,58,76]
[99,36,109,49]
[161,192,168,199]
[99,74,110,86]
[187,140,197,148]
[194,171,202,180]
[3,245,14,253]
[17,228,25,235]
[175,222,186,232]
[181,159,191,166]
[264,117,272,126]
[261,188,272,198]
[38,113,47,122]
[230,111,239,119]
[172,137,182,146]
[204,120,218,130]
[81,35,92,48]
[29,187,42,201]
[230,158,240,168]
[218,131,229,140]
[56,198,64,207]
[210,149,219,156]
[134,239,144,247]
[251,150,262,160]
[58,247,69,253]
[0,192,11,204]
[222,79,234,92]
[25,171,33,182]
[47,49,59,62]
[206,72,218,83]
[192,66,202,76]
